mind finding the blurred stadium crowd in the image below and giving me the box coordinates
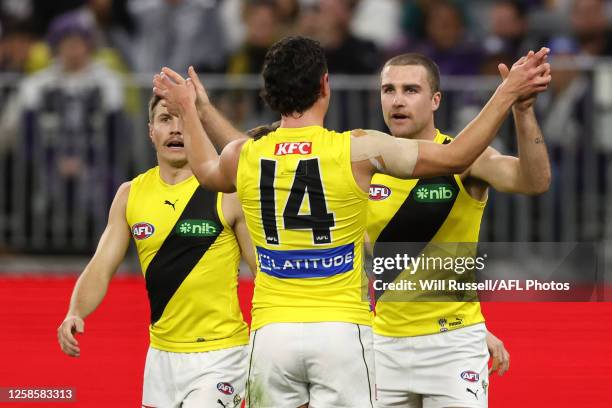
[0,0,611,256]
[2,0,612,76]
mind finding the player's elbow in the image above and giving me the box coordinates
[527,175,551,195]
[523,168,552,195]
[193,166,216,191]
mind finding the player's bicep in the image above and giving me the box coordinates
[411,141,467,178]
[87,183,132,279]
[469,148,522,193]
[350,129,419,179]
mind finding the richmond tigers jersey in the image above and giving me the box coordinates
[368,130,486,337]
[237,126,372,330]
[126,167,248,352]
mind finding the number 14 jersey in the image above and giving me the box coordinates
[237,126,372,330]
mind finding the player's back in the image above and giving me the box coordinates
[236,125,372,330]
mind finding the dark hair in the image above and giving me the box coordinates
[148,94,163,122]
[246,121,281,140]
[383,53,441,94]
[261,36,328,116]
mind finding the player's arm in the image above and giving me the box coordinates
[154,69,243,193]
[188,67,248,149]
[57,182,132,357]
[222,193,257,276]
[467,66,551,195]
[414,49,551,178]
[352,48,551,180]
[487,330,510,376]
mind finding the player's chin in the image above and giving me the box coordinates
[388,121,414,138]
[163,153,188,168]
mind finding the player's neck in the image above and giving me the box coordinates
[158,162,192,185]
[280,109,324,129]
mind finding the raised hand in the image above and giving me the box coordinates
[187,66,211,110]
[153,67,197,117]
[498,51,551,111]
[501,47,552,103]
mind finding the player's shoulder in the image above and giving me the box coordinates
[115,181,132,203]
[107,181,132,218]
[130,167,158,185]
[225,138,249,155]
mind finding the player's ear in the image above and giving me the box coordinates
[432,91,441,112]
[321,72,330,97]
[148,123,154,144]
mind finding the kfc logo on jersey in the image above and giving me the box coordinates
[275,142,312,155]
[460,371,480,383]
[217,382,234,395]
[369,184,391,201]
[132,223,155,240]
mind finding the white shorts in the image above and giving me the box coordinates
[374,323,489,408]
[245,322,376,408]
[142,345,247,408]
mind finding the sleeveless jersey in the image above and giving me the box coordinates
[126,167,248,352]
[367,130,486,337]
[236,126,372,330]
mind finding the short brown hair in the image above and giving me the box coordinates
[383,53,441,94]
[148,94,163,123]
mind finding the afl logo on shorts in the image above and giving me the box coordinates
[369,184,391,201]
[460,371,480,383]
[132,222,155,240]
[217,382,234,395]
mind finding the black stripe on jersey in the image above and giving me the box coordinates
[145,187,223,325]
[373,175,459,300]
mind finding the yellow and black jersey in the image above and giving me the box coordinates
[126,167,248,352]
[236,126,372,330]
[368,130,486,337]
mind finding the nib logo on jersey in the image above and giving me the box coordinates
[414,184,456,202]
[257,243,354,278]
[176,219,220,237]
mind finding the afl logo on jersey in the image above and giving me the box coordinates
[275,142,312,155]
[132,222,155,240]
[217,382,234,395]
[460,370,480,383]
[369,184,391,201]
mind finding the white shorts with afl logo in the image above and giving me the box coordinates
[374,323,489,408]
[142,345,247,408]
[245,322,376,408]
